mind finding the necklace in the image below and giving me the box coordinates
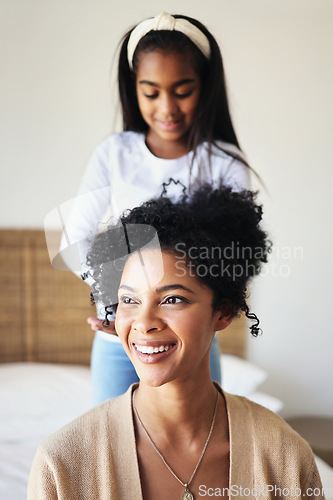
[132,389,219,500]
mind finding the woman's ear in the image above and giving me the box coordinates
[214,302,234,331]
[215,313,233,331]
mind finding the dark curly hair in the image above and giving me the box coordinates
[86,184,271,336]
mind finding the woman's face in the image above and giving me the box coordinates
[115,249,226,387]
[135,50,201,155]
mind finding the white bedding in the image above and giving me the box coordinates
[1,362,332,500]
[0,363,92,500]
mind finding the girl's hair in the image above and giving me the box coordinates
[118,14,242,159]
[87,183,271,336]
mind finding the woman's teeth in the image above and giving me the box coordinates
[135,344,173,354]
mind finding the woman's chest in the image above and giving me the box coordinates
[137,437,230,500]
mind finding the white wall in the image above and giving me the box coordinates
[1,0,332,417]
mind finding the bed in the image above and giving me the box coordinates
[1,229,332,499]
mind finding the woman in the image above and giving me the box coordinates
[30,185,324,499]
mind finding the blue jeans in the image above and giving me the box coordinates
[91,333,221,405]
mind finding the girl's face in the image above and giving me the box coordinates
[115,249,228,388]
[135,50,201,157]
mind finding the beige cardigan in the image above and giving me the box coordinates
[28,384,324,499]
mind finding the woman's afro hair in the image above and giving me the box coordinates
[87,183,271,336]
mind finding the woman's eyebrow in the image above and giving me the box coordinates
[155,284,195,294]
[118,284,135,292]
[138,78,196,88]
[119,284,195,294]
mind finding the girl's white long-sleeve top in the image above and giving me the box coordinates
[61,131,250,253]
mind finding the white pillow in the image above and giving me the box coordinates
[0,363,92,441]
[247,391,284,413]
[221,354,267,396]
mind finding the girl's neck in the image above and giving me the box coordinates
[145,131,190,159]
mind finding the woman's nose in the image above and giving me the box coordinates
[132,307,165,334]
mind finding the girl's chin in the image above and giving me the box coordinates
[147,127,188,146]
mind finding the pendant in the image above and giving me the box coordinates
[182,486,194,500]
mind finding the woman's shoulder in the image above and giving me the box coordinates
[223,393,323,495]
[28,386,140,498]
[225,392,314,457]
[36,388,134,460]
[225,391,291,431]
[38,400,113,456]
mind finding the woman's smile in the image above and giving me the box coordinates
[133,342,177,363]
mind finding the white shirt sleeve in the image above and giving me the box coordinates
[59,138,112,275]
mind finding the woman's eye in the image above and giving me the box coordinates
[163,296,187,305]
[119,296,136,304]
[144,93,158,99]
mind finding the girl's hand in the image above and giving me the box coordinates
[87,316,117,336]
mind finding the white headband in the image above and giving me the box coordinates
[127,12,211,69]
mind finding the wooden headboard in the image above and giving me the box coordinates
[0,230,246,364]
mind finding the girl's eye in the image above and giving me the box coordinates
[143,91,193,100]
[163,296,188,305]
[175,91,192,99]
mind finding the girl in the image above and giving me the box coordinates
[62,12,251,403]
[29,185,324,499]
